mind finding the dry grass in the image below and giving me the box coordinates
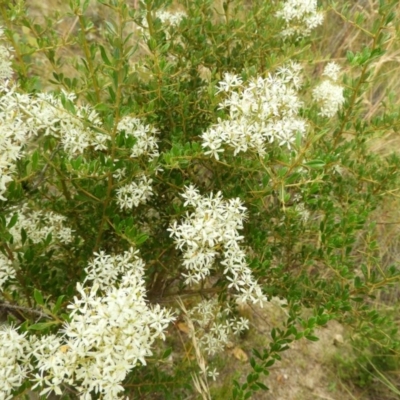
[322,3,400,398]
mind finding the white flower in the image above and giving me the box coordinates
[116,175,153,210]
[312,62,344,117]
[276,61,303,89]
[0,325,32,399]
[313,80,345,117]
[216,73,243,94]
[0,27,13,83]
[8,205,74,246]
[28,92,104,156]
[232,317,250,335]
[202,66,307,157]
[33,249,175,399]
[169,186,267,306]
[207,368,219,381]
[181,184,202,207]
[0,81,109,199]
[155,10,186,26]
[187,298,250,356]
[84,247,144,290]
[295,202,310,222]
[117,117,159,160]
[322,62,341,82]
[0,85,32,200]
[0,253,15,290]
[113,167,126,180]
[276,0,324,38]
[138,10,186,40]
[201,124,225,160]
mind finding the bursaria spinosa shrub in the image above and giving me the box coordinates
[0,0,400,399]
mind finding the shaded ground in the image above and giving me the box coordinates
[209,302,363,400]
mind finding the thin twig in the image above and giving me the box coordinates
[0,302,52,320]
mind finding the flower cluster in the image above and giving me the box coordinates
[2,87,106,155]
[0,28,13,83]
[0,82,105,199]
[0,206,73,290]
[28,92,106,155]
[295,202,311,222]
[117,116,159,160]
[276,0,324,38]
[312,62,345,117]
[84,247,145,289]
[0,325,31,400]
[31,249,175,399]
[8,204,74,245]
[188,298,249,356]
[201,64,307,158]
[0,83,30,201]
[116,175,153,210]
[154,10,186,26]
[0,253,15,291]
[0,76,160,199]
[168,185,267,305]
[137,9,186,42]
[140,9,186,30]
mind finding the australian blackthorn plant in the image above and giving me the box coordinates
[0,0,400,398]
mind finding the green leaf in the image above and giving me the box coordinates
[104,20,117,36]
[346,50,355,63]
[34,289,44,306]
[264,359,275,368]
[28,321,57,331]
[99,45,111,66]
[162,347,172,359]
[252,348,262,359]
[360,264,368,279]
[305,335,319,342]
[61,313,71,322]
[24,247,34,263]
[317,314,329,326]
[135,233,149,245]
[354,276,362,288]
[304,160,325,169]
[31,150,39,170]
[52,295,65,314]
[7,213,18,229]
[21,228,27,245]
[295,332,304,340]
[43,232,52,247]
[147,37,157,51]
[61,93,76,114]
[255,382,268,390]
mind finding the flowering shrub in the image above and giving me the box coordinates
[201,63,307,157]
[32,258,174,399]
[0,0,400,399]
